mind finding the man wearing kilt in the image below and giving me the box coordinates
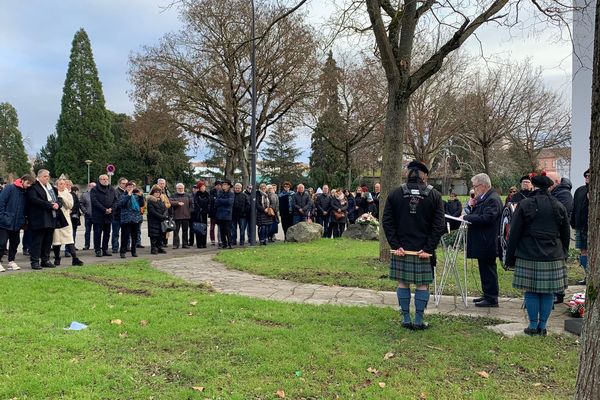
[505,174,570,336]
[382,160,445,330]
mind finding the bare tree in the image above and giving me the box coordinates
[575,0,600,395]
[129,0,319,184]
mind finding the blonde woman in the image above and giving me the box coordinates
[52,178,83,266]
[329,188,348,238]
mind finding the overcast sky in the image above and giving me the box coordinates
[0,1,573,163]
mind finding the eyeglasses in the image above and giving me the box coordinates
[585,174,590,178]
[473,183,482,189]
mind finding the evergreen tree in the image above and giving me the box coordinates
[0,102,31,177]
[309,51,345,188]
[54,28,113,183]
[34,133,57,176]
[259,123,305,186]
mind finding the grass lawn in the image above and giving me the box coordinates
[216,238,585,297]
[0,262,578,399]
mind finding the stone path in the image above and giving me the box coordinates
[153,253,583,337]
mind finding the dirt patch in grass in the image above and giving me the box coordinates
[57,272,153,296]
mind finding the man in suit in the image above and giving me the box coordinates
[90,174,117,257]
[461,173,503,307]
[26,169,60,269]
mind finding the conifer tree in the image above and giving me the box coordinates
[259,123,305,186]
[34,133,57,176]
[309,51,345,188]
[53,28,113,183]
[0,102,31,177]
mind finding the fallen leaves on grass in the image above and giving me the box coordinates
[139,320,149,326]
[383,352,395,360]
[426,345,443,351]
[192,386,205,392]
[533,382,542,387]
[378,382,386,388]
[190,300,198,306]
[419,392,427,399]
[367,367,379,374]
[276,389,286,398]
[119,331,128,338]
[111,319,123,325]
[477,371,490,379]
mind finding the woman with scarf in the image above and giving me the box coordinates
[505,174,570,336]
[147,186,169,254]
[118,182,145,258]
[52,178,84,266]
[329,189,348,238]
[192,181,210,248]
[256,183,274,245]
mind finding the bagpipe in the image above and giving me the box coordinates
[499,202,518,271]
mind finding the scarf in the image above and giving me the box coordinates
[131,195,140,212]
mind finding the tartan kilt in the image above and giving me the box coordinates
[512,258,568,293]
[575,229,588,250]
[389,254,433,285]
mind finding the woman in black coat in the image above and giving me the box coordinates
[329,190,348,238]
[146,187,168,254]
[192,182,210,248]
[256,184,274,245]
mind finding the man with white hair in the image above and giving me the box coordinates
[291,183,312,225]
[170,183,193,249]
[461,173,503,307]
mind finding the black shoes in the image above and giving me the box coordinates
[412,322,430,330]
[157,248,167,254]
[173,245,179,249]
[42,262,56,269]
[95,251,102,257]
[120,253,126,259]
[182,245,189,249]
[54,258,61,266]
[524,327,548,336]
[472,297,485,303]
[103,251,112,257]
[136,244,145,249]
[31,264,42,270]
[554,294,565,304]
[150,249,158,255]
[131,253,138,257]
[72,258,84,266]
[474,299,498,308]
[577,279,586,286]
[401,322,413,330]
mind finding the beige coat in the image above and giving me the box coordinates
[53,189,74,246]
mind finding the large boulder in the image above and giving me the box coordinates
[286,222,324,243]
[342,223,379,241]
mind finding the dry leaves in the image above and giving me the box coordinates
[477,371,490,379]
[419,392,427,399]
[119,331,129,338]
[192,386,205,392]
[383,352,395,360]
[276,389,286,398]
[378,382,386,388]
[110,319,123,325]
[367,367,379,374]
[533,382,542,387]
[139,320,149,326]
[189,300,198,306]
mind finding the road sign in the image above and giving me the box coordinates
[106,164,115,176]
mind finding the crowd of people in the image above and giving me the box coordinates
[382,161,590,335]
[0,170,384,270]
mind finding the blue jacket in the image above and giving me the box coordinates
[0,183,27,231]
[214,190,234,221]
[119,194,145,224]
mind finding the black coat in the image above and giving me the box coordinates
[146,196,168,237]
[550,179,573,217]
[382,182,445,254]
[329,197,348,223]
[505,190,570,265]
[70,190,81,226]
[26,181,59,230]
[215,190,234,221]
[90,184,117,224]
[208,188,220,218]
[192,191,210,223]
[232,191,250,219]
[571,184,588,232]
[279,190,294,216]
[291,191,312,216]
[355,193,368,215]
[315,194,332,217]
[444,199,462,217]
[256,191,274,226]
[463,188,503,259]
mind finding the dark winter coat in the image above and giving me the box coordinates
[146,196,168,237]
[346,194,357,222]
[192,191,210,223]
[355,193,368,215]
[113,187,127,219]
[444,199,462,217]
[214,190,234,221]
[550,178,573,217]
[571,184,588,232]
[315,194,332,217]
[0,182,28,231]
[170,192,194,220]
[291,191,312,216]
[208,187,220,218]
[505,190,570,265]
[233,191,250,219]
[26,180,59,230]
[90,184,118,224]
[367,202,378,219]
[372,191,381,217]
[508,190,532,204]
[382,182,445,254]
[256,190,274,226]
[463,188,503,259]
[80,191,92,216]
[70,190,81,226]
[119,194,145,224]
[279,190,294,216]
[329,196,348,224]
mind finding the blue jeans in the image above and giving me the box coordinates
[111,219,121,251]
[231,217,247,244]
[258,225,269,243]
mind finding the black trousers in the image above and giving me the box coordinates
[29,228,54,265]
[53,243,77,261]
[217,219,232,247]
[0,229,20,262]
[188,221,194,246]
[281,213,294,238]
[84,216,93,248]
[93,223,111,252]
[477,257,499,302]
[120,223,139,255]
[331,222,346,238]
[173,219,189,247]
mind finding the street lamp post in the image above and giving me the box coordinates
[249,0,258,246]
[85,160,92,185]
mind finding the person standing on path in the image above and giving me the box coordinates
[215,179,235,249]
[505,174,570,336]
[111,177,128,253]
[79,182,95,250]
[170,183,193,249]
[0,175,34,271]
[571,168,590,285]
[382,160,445,330]
[90,174,117,257]
[118,182,145,258]
[51,178,84,266]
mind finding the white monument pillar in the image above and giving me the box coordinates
[572,0,596,189]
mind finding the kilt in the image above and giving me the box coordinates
[389,254,433,285]
[575,229,588,250]
[512,258,568,293]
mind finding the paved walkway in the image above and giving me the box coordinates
[153,253,584,337]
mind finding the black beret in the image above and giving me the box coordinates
[222,179,232,186]
[531,174,553,190]
[519,175,532,183]
[407,160,429,175]
[214,180,223,185]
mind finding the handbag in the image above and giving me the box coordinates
[192,222,207,235]
[161,217,175,233]
[333,210,346,220]
[55,210,69,229]
[266,207,275,217]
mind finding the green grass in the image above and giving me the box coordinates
[0,262,578,399]
[216,238,585,297]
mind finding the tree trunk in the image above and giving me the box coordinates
[575,0,600,395]
[237,146,250,186]
[379,85,410,262]
[345,147,352,189]
[481,145,490,176]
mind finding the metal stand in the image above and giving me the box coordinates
[434,220,469,307]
